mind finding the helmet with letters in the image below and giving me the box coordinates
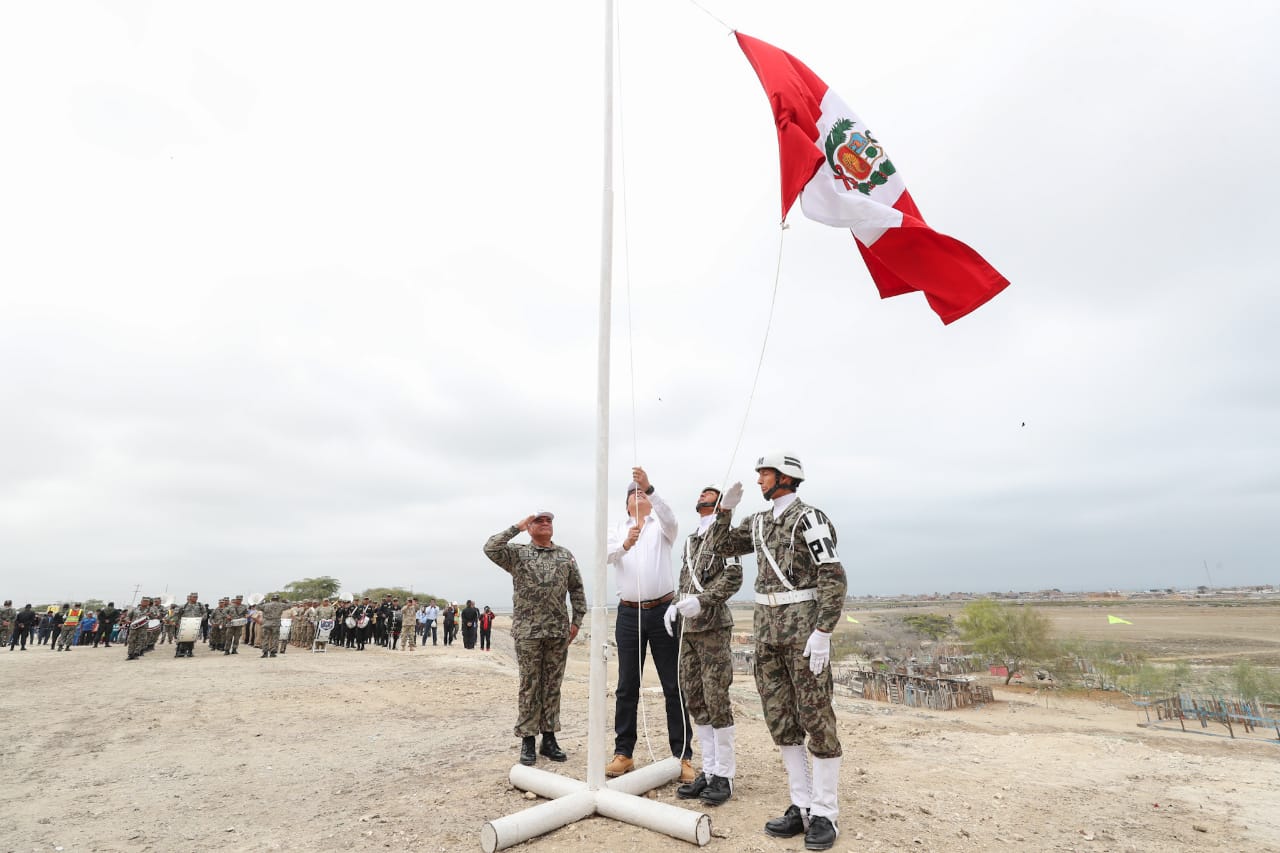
[754,452,805,483]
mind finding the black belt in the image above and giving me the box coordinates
[619,592,674,610]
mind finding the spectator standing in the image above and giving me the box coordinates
[461,600,479,649]
[479,606,495,651]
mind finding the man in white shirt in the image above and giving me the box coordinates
[604,466,694,782]
[422,602,439,645]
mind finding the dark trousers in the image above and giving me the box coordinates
[479,627,492,650]
[462,623,477,648]
[9,628,26,650]
[425,621,437,644]
[94,626,111,647]
[613,603,691,760]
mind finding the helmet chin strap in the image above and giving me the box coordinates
[695,500,718,510]
[762,474,794,501]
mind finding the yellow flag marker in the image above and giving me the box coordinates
[846,616,860,624]
[1107,615,1132,625]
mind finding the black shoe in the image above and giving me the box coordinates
[269,651,277,657]
[804,815,837,851]
[224,649,231,655]
[519,736,537,766]
[231,649,237,654]
[174,651,182,658]
[126,654,139,661]
[539,733,567,762]
[676,771,708,800]
[700,774,732,806]
[261,651,269,658]
[764,804,808,839]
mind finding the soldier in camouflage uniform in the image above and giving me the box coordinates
[223,595,248,655]
[161,604,177,645]
[313,599,335,651]
[1,601,15,650]
[172,592,206,658]
[712,452,847,851]
[484,510,586,767]
[257,593,287,657]
[207,597,227,651]
[668,484,743,806]
[125,597,152,660]
[399,598,418,651]
[146,596,164,651]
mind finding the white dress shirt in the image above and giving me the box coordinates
[607,489,679,602]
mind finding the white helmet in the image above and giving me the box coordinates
[754,452,805,482]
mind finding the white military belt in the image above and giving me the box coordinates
[755,588,818,606]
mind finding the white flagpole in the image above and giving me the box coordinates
[587,0,615,795]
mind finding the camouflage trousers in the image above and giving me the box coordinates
[753,640,842,759]
[260,626,280,654]
[127,626,148,657]
[225,625,242,653]
[513,637,569,737]
[679,626,735,729]
[55,629,79,650]
[210,625,224,648]
[400,629,416,650]
[162,625,176,643]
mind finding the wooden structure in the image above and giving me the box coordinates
[1135,693,1280,741]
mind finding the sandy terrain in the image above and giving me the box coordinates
[2,619,1278,853]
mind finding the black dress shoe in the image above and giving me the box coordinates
[261,651,269,658]
[676,771,708,800]
[804,815,837,850]
[699,774,732,806]
[539,733,567,762]
[519,736,537,766]
[764,804,808,839]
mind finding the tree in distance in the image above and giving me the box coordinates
[956,599,1055,685]
[283,576,342,601]
[900,612,953,642]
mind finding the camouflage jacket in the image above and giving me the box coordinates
[677,521,742,633]
[209,606,228,627]
[712,498,846,644]
[258,600,286,627]
[225,603,248,624]
[173,602,206,622]
[483,526,586,641]
[0,606,14,633]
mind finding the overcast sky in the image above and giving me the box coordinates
[2,1,1276,609]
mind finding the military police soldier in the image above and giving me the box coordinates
[668,484,743,806]
[257,593,287,657]
[172,592,206,658]
[712,453,847,851]
[484,510,586,767]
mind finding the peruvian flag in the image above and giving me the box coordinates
[736,33,1009,324]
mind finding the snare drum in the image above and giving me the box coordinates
[344,616,357,629]
[146,618,161,630]
[229,617,248,627]
[356,615,370,629]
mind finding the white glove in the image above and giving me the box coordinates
[663,604,678,637]
[674,595,702,619]
[802,629,831,675]
[720,481,744,511]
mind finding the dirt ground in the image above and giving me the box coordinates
[2,621,1278,853]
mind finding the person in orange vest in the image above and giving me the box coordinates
[54,603,84,652]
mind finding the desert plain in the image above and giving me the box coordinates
[1,601,1277,853]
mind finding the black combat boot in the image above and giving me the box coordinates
[539,733,567,762]
[174,649,182,658]
[519,736,537,766]
[764,804,808,838]
[804,815,837,851]
[676,771,708,800]
[700,774,732,806]
[269,651,276,657]
[261,650,269,658]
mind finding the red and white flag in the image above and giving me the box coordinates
[736,32,1009,325]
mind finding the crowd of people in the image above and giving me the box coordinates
[1,595,500,660]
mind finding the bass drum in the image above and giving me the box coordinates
[279,618,292,640]
[356,615,370,629]
[177,617,202,643]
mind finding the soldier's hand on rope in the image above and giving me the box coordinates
[719,481,744,511]
[662,603,678,637]
[803,629,831,675]
[674,595,702,619]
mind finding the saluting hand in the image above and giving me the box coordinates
[517,515,535,532]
